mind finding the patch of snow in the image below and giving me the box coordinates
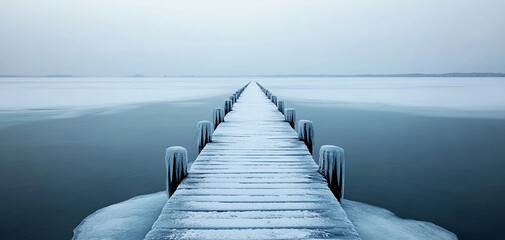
[72,192,167,240]
[341,200,457,240]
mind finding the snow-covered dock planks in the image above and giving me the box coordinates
[144,83,360,240]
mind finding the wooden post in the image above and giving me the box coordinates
[197,121,213,153]
[165,146,188,198]
[298,120,314,154]
[318,145,345,202]
[224,99,233,115]
[213,108,224,129]
[277,100,285,114]
[285,108,296,129]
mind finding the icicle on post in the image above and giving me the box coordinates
[271,95,278,105]
[165,146,188,198]
[285,108,296,129]
[197,121,213,153]
[224,99,233,115]
[298,120,314,154]
[277,100,285,114]
[318,145,345,202]
[212,108,224,129]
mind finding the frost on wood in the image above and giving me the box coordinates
[318,145,345,201]
[285,108,296,129]
[197,120,213,153]
[165,146,188,197]
[298,120,314,154]
[213,108,225,129]
[224,99,233,115]
[277,100,285,114]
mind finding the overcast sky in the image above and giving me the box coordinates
[1,0,504,76]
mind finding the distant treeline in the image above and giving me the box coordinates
[177,73,505,78]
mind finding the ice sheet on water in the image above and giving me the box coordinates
[0,77,249,111]
[341,200,457,240]
[72,192,167,240]
[257,77,505,118]
[0,77,250,127]
[74,192,457,240]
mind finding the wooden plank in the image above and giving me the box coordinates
[156,209,345,219]
[144,82,360,240]
[145,228,359,240]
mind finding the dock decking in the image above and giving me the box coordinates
[144,83,360,240]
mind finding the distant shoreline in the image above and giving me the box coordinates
[1,72,505,78]
[178,73,505,78]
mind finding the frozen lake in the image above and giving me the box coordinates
[0,77,504,239]
[2,77,505,119]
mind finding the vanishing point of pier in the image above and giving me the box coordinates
[144,82,359,240]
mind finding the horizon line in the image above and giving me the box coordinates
[1,72,505,78]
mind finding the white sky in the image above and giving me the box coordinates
[1,0,504,76]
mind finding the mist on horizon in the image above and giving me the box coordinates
[1,0,504,76]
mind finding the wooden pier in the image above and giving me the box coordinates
[144,82,360,240]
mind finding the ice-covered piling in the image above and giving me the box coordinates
[277,100,285,114]
[224,99,233,115]
[318,145,345,202]
[271,95,278,105]
[298,120,314,154]
[197,121,213,153]
[285,108,296,129]
[229,95,236,104]
[165,146,188,198]
[212,108,224,129]
[267,92,272,99]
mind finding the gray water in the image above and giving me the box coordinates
[1,85,504,239]
[0,96,226,239]
[291,102,505,240]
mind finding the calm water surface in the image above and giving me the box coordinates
[0,96,226,239]
[291,102,505,240]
